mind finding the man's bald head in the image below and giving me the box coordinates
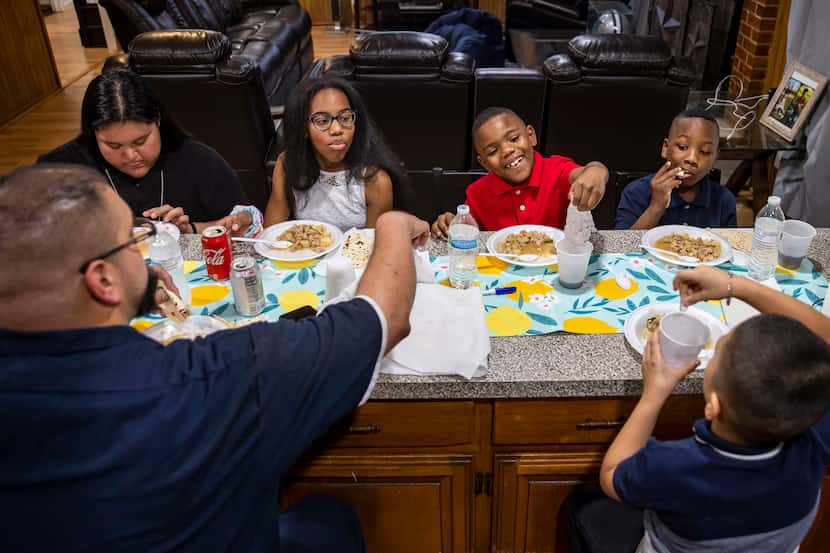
[0,164,118,295]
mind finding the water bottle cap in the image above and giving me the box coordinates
[456,204,470,215]
[768,196,781,207]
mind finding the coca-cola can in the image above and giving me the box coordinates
[230,256,265,316]
[201,225,232,280]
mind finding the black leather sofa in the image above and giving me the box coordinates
[307,32,695,228]
[99,0,313,106]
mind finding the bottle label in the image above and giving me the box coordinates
[450,239,477,250]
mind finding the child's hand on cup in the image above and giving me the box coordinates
[642,331,699,402]
[431,212,454,239]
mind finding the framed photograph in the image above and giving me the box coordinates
[760,62,827,142]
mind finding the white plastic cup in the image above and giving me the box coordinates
[778,219,816,270]
[556,239,593,288]
[658,312,709,368]
[324,255,356,301]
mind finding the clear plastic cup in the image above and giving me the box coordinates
[556,239,593,288]
[778,220,816,270]
[658,312,709,368]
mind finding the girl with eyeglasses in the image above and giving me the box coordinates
[265,77,411,231]
[38,70,263,238]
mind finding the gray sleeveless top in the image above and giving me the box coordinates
[294,169,367,231]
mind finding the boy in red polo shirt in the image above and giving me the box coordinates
[431,107,609,236]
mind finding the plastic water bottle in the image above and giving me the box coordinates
[748,196,785,281]
[149,230,192,305]
[448,204,479,289]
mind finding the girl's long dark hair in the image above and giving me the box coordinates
[281,76,411,216]
[78,69,188,162]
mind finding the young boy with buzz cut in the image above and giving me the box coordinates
[431,107,609,236]
[615,107,737,230]
[597,266,830,553]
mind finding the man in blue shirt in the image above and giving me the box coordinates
[616,108,737,230]
[0,164,429,553]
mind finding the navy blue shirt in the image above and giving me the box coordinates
[0,298,385,553]
[613,416,830,542]
[615,173,737,229]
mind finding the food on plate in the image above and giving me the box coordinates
[497,230,556,258]
[714,229,752,253]
[653,233,722,262]
[642,314,662,340]
[275,224,333,252]
[341,231,374,268]
[157,282,190,323]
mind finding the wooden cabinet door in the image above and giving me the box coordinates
[282,454,473,553]
[492,451,603,553]
[800,472,830,553]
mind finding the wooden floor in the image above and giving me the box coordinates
[0,24,352,175]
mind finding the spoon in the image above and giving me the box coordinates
[609,268,632,290]
[642,245,700,264]
[232,237,293,249]
[479,253,545,263]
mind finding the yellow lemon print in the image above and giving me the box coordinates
[273,259,318,270]
[486,306,533,336]
[190,284,230,306]
[563,316,618,334]
[594,277,638,300]
[547,263,559,271]
[503,280,554,302]
[131,320,155,332]
[439,279,481,289]
[278,290,321,311]
[776,265,797,275]
[477,256,511,275]
[183,260,201,274]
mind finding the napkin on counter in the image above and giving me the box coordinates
[323,250,490,379]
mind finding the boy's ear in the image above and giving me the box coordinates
[660,138,669,159]
[704,391,722,422]
[527,125,538,148]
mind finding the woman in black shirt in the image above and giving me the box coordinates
[39,70,261,236]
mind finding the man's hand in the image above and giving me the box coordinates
[143,204,190,233]
[649,162,683,211]
[431,212,454,239]
[673,266,732,307]
[642,331,699,403]
[569,163,608,211]
[213,211,254,237]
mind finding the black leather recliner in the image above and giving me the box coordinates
[105,30,278,211]
[99,0,313,106]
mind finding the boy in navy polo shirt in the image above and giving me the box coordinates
[616,108,737,229]
[596,267,830,553]
[431,107,609,235]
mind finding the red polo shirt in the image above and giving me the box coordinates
[465,152,581,231]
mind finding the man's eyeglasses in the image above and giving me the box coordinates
[78,217,157,274]
[309,109,357,132]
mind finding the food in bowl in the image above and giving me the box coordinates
[497,230,556,258]
[275,224,333,252]
[341,231,374,269]
[653,233,721,262]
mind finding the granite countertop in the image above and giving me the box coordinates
[179,229,830,400]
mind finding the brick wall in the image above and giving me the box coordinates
[730,0,782,96]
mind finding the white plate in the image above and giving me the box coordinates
[143,315,228,344]
[486,224,565,267]
[255,220,343,261]
[316,228,375,277]
[623,303,729,368]
[641,225,733,267]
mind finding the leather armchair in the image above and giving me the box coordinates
[98,0,313,106]
[311,32,476,172]
[541,34,695,175]
[106,30,278,211]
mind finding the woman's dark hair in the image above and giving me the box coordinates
[78,69,188,160]
[281,76,411,215]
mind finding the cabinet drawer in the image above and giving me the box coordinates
[327,401,477,448]
[493,396,703,445]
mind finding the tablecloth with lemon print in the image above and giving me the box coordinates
[132,254,829,338]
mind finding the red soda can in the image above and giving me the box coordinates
[201,225,232,280]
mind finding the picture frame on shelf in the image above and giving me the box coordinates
[760,62,827,142]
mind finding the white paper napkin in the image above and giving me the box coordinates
[722,276,781,327]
